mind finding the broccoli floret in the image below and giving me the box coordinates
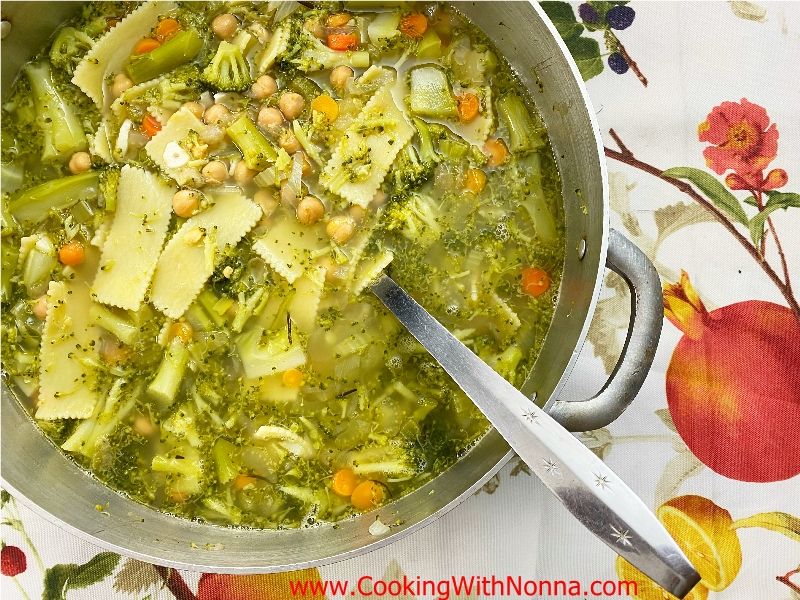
[90,423,150,495]
[285,29,370,73]
[496,93,546,155]
[113,65,203,124]
[235,327,306,380]
[390,145,430,199]
[152,443,207,499]
[127,29,204,84]
[49,27,94,76]
[344,443,420,479]
[383,192,443,245]
[61,379,136,459]
[202,41,252,92]
[98,166,120,212]
[388,118,444,199]
[24,62,87,163]
[226,115,277,170]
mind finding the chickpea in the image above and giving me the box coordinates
[68,151,92,174]
[110,72,133,99]
[133,414,156,437]
[320,256,346,283]
[330,65,354,91]
[250,75,278,100]
[370,189,387,208]
[326,215,356,244]
[257,106,284,129]
[348,204,366,222]
[212,13,238,39]
[181,101,205,119]
[233,160,257,185]
[278,92,305,121]
[100,339,130,364]
[32,295,48,321]
[172,189,202,218]
[296,196,325,225]
[254,189,279,218]
[203,103,231,126]
[278,129,301,154]
[201,160,228,186]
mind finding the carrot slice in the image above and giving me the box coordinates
[168,321,193,344]
[332,468,359,497]
[457,92,480,122]
[310,94,339,122]
[232,474,258,491]
[400,13,428,39]
[351,480,387,510]
[154,17,181,42]
[327,33,359,51]
[141,114,162,138]
[483,137,509,167]
[521,267,551,297]
[132,37,161,55]
[282,368,304,388]
[464,168,487,194]
[58,241,85,266]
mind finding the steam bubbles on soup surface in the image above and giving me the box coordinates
[1,1,564,528]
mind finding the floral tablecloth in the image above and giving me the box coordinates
[2,2,799,599]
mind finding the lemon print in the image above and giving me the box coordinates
[656,495,743,591]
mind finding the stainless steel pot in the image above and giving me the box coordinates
[1,1,663,573]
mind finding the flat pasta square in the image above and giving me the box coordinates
[252,209,328,284]
[319,85,415,208]
[91,165,176,310]
[36,280,103,420]
[145,107,211,186]
[150,191,261,318]
[72,1,175,109]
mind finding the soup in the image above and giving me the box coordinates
[1,1,564,528]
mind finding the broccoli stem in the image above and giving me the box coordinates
[89,304,139,345]
[288,75,322,101]
[407,65,458,119]
[22,235,57,298]
[197,289,227,326]
[412,118,441,165]
[10,171,99,225]
[127,30,203,84]
[185,302,214,332]
[1,243,19,303]
[496,93,546,154]
[226,115,277,170]
[151,454,201,478]
[147,338,190,408]
[24,62,87,162]
[213,438,239,484]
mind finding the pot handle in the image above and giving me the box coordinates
[548,229,663,431]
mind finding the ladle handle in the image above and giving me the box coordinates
[372,274,700,599]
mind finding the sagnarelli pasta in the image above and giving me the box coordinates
[1,2,564,528]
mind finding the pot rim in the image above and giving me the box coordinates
[0,0,609,572]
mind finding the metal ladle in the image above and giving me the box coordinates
[371,274,701,599]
